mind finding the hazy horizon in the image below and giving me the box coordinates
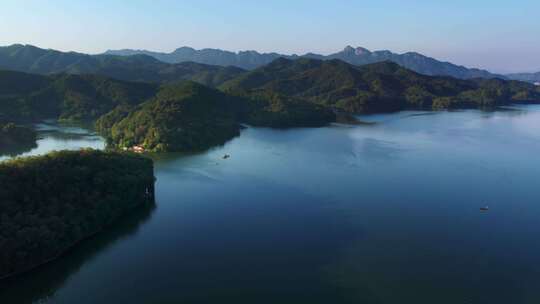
[1,0,539,73]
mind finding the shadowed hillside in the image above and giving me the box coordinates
[0,45,245,87]
[221,58,540,113]
[0,70,158,121]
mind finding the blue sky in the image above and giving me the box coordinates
[1,0,539,73]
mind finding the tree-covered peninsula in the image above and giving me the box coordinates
[220,58,540,113]
[0,149,155,279]
[97,81,242,152]
[95,81,336,152]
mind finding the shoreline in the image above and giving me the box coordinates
[0,200,155,282]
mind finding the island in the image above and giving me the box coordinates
[0,149,155,279]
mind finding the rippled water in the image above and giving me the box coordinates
[1,106,540,303]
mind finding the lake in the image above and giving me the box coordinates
[1,106,540,303]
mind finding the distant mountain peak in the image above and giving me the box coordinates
[355,47,371,56]
[172,46,196,54]
[343,45,355,52]
[342,46,371,56]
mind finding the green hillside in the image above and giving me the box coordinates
[99,82,242,152]
[0,45,246,87]
[221,58,540,113]
[0,70,158,121]
[1,57,539,153]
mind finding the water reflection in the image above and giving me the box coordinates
[0,121,104,161]
[139,173,362,304]
[2,107,540,303]
[356,138,405,161]
[0,202,156,304]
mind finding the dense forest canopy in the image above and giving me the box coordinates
[0,122,36,146]
[96,80,339,152]
[220,58,540,113]
[0,122,37,157]
[0,70,158,122]
[0,149,155,279]
[1,57,540,152]
[98,81,242,152]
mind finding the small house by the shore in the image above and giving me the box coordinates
[132,146,145,153]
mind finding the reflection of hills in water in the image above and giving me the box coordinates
[35,120,97,134]
[39,129,102,141]
[0,202,156,304]
[481,106,529,118]
[36,121,101,140]
[404,112,439,118]
[358,107,533,126]
[35,121,95,139]
[0,122,104,161]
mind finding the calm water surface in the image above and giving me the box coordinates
[1,106,540,303]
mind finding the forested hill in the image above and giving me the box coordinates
[1,58,540,153]
[96,81,335,152]
[221,58,540,113]
[0,44,245,87]
[0,69,158,121]
[0,122,37,157]
[97,81,242,152]
[0,149,155,279]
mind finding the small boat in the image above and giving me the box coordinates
[480,206,489,211]
[222,154,230,159]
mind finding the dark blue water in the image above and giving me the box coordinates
[1,106,540,303]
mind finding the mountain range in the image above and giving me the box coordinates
[2,44,538,84]
[0,44,245,87]
[104,45,509,80]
